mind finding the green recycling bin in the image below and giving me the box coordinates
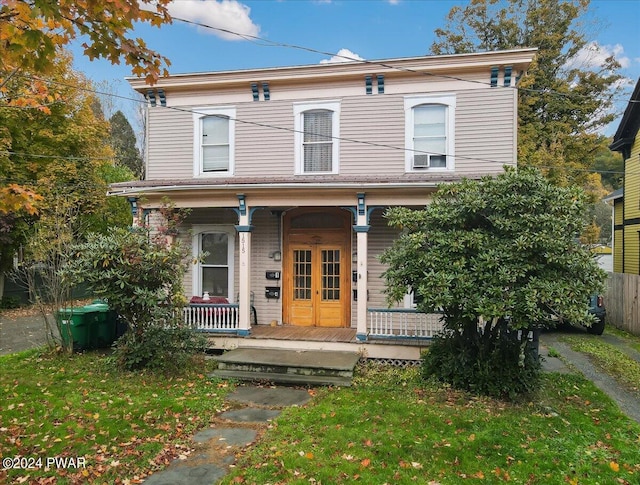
[56,302,118,351]
[86,301,118,348]
[56,307,96,351]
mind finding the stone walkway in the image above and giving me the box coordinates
[142,385,312,484]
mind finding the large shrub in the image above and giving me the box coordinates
[381,167,606,398]
[66,213,204,372]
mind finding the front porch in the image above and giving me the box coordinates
[184,304,442,361]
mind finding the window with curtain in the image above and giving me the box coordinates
[193,107,235,176]
[294,100,340,174]
[303,109,333,172]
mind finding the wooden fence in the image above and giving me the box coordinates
[605,273,640,336]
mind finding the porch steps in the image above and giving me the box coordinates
[211,347,361,387]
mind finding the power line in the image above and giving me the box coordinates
[50,75,635,175]
[6,72,628,178]
[2,23,630,179]
[168,14,631,105]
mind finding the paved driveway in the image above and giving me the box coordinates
[0,313,58,355]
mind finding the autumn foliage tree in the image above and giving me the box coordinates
[0,0,172,86]
[431,0,622,197]
[1,0,169,299]
[0,53,131,300]
[0,0,173,217]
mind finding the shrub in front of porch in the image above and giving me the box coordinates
[381,167,606,399]
[66,206,205,373]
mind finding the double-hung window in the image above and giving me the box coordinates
[193,107,235,176]
[404,95,455,172]
[192,227,235,299]
[294,100,340,174]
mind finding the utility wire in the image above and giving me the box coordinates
[168,14,631,104]
[2,19,631,177]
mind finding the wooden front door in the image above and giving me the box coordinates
[283,209,350,327]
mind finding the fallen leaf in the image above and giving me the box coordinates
[361,458,371,467]
[610,461,620,472]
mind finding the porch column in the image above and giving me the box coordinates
[354,193,369,341]
[235,195,252,336]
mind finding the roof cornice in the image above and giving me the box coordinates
[127,48,537,92]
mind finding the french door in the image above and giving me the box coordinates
[289,244,344,327]
[283,208,351,327]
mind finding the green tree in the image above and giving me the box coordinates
[0,53,113,197]
[381,167,605,398]
[591,137,624,191]
[109,110,144,179]
[431,0,622,196]
[0,53,129,301]
[65,204,204,372]
[0,0,172,217]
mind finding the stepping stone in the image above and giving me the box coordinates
[220,407,281,423]
[142,462,227,485]
[227,386,311,407]
[192,427,257,446]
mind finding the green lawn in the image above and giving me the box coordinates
[222,364,640,485]
[0,349,232,484]
[2,345,640,485]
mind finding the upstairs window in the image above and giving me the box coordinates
[193,107,235,176]
[294,100,340,174]
[412,105,447,168]
[303,109,333,172]
[405,95,455,172]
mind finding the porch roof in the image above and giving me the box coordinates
[108,172,494,197]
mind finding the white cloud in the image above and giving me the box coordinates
[167,0,260,41]
[320,48,365,64]
[565,41,630,70]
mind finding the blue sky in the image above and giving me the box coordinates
[71,0,640,134]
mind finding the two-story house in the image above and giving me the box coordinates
[608,78,640,275]
[109,48,535,359]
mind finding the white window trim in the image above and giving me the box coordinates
[293,100,341,175]
[193,107,236,177]
[404,94,456,172]
[191,225,235,301]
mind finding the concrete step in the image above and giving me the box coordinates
[213,369,354,387]
[211,347,361,386]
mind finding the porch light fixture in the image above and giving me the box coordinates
[357,192,366,216]
[237,194,247,215]
[352,251,358,263]
[270,251,282,261]
[127,197,138,215]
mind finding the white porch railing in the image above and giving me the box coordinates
[367,308,444,339]
[183,304,240,332]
